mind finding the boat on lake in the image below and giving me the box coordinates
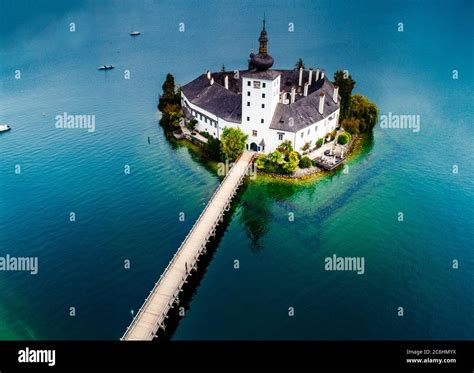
[0,124,11,132]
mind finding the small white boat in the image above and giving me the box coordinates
[130,31,141,36]
[98,65,114,70]
[0,124,11,132]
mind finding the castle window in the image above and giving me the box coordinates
[301,132,304,138]
[278,133,284,140]
[252,130,257,137]
[262,93,265,98]
[247,81,251,86]
[263,83,266,88]
[247,102,250,107]
[261,119,264,124]
[253,81,261,89]
[261,104,265,108]
[247,116,250,121]
[307,129,310,135]
[247,92,250,96]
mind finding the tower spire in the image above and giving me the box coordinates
[249,17,274,71]
[258,16,268,55]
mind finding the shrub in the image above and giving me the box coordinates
[337,132,351,145]
[299,156,312,169]
[316,138,323,147]
[276,140,293,156]
[301,142,311,152]
[283,151,300,174]
[255,155,267,170]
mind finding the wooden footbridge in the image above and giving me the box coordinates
[122,150,256,340]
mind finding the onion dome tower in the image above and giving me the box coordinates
[249,17,274,71]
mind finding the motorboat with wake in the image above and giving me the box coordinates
[98,65,114,70]
[0,124,11,132]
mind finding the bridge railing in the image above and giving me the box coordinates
[122,152,255,340]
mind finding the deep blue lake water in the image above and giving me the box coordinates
[0,0,472,340]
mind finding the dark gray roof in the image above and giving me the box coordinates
[242,70,280,80]
[270,78,340,132]
[181,69,339,130]
[181,73,242,123]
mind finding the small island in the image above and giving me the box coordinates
[158,19,378,179]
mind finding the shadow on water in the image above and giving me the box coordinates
[162,127,221,176]
[239,179,304,252]
[154,180,250,340]
[152,131,384,337]
[239,134,382,250]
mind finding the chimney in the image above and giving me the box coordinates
[206,70,211,80]
[298,67,303,86]
[308,68,313,85]
[210,77,214,85]
[315,68,320,81]
[333,85,339,103]
[224,75,229,90]
[291,87,296,104]
[318,93,325,114]
[321,70,325,80]
[303,82,309,97]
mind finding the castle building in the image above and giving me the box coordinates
[181,20,340,154]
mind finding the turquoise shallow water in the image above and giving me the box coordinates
[0,0,473,340]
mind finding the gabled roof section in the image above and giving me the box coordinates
[181,73,242,123]
[269,78,340,132]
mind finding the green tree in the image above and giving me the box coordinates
[158,73,180,111]
[161,102,182,128]
[204,136,222,160]
[333,70,356,119]
[276,140,293,157]
[348,94,378,133]
[220,127,248,161]
[269,150,284,165]
[341,118,361,134]
[295,58,305,70]
[283,151,299,174]
[188,118,198,131]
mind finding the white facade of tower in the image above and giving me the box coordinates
[241,75,280,152]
